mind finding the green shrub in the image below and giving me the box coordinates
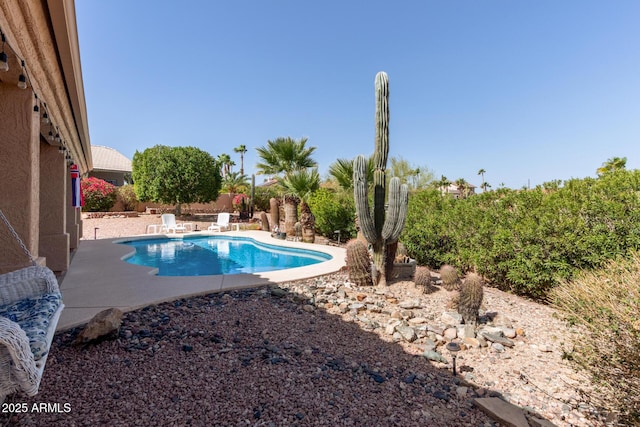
[402,170,640,300]
[308,188,356,240]
[81,177,117,212]
[117,184,138,211]
[253,185,281,213]
[551,252,640,425]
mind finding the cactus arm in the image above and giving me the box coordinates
[353,155,377,244]
[381,177,401,241]
[373,170,386,235]
[387,183,409,243]
[374,72,389,170]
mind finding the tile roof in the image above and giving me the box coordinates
[90,145,132,172]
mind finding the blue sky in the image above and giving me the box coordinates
[76,1,639,189]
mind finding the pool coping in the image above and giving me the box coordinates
[57,230,346,331]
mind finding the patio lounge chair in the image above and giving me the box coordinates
[161,214,188,233]
[208,212,230,232]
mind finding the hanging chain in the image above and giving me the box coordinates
[0,209,37,266]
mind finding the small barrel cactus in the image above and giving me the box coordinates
[414,266,432,292]
[459,272,484,326]
[440,265,461,291]
[346,239,373,286]
[260,211,270,232]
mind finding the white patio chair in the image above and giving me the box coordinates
[208,212,230,232]
[161,214,187,233]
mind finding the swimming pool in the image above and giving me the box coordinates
[119,236,332,276]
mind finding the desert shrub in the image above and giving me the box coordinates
[551,252,640,425]
[81,177,117,212]
[402,189,455,266]
[117,184,138,211]
[253,186,281,212]
[402,170,640,300]
[308,188,356,240]
[232,193,249,212]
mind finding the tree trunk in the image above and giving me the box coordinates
[300,201,315,243]
[372,240,387,286]
[385,240,398,282]
[269,198,279,231]
[260,211,270,232]
[284,195,298,237]
[175,203,182,216]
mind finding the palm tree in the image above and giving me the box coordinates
[255,137,317,177]
[454,178,470,199]
[221,171,249,195]
[480,181,491,192]
[477,168,486,190]
[434,175,451,195]
[328,156,374,191]
[217,153,235,178]
[597,156,627,176]
[234,145,248,175]
[389,156,434,190]
[255,137,318,236]
[279,168,320,243]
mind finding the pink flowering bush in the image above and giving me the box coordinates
[232,193,249,212]
[81,177,117,212]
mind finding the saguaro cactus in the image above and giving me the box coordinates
[353,72,409,286]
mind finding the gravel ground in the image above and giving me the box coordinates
[0,216,603,426]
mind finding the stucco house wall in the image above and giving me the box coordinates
[0,0,91,273]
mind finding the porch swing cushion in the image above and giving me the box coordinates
[0,292,62,360]
[0,266,64,401]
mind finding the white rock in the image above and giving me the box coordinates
[441,311,462,326]
[501,327,517,338]
[399,300,421,309]
[396,325,418,342]
[458,324,476,339]
[443,327,457,340]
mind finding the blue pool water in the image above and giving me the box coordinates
[119,236,332,276]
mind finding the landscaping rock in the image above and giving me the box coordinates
[473,398,530,427]
[399,300,421,309]
[423,350,448,364]
[396,325,417,342]
[443,327,457,340]
[441,311,462,325]
[75,308,123,344]
[482,332,515,347]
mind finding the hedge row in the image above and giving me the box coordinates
[401,170,640,299]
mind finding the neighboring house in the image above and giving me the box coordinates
[259,178,279,187]
[89,145,132,186]
[440,183,477,199]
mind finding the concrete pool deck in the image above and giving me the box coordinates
[57,230,346,331]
